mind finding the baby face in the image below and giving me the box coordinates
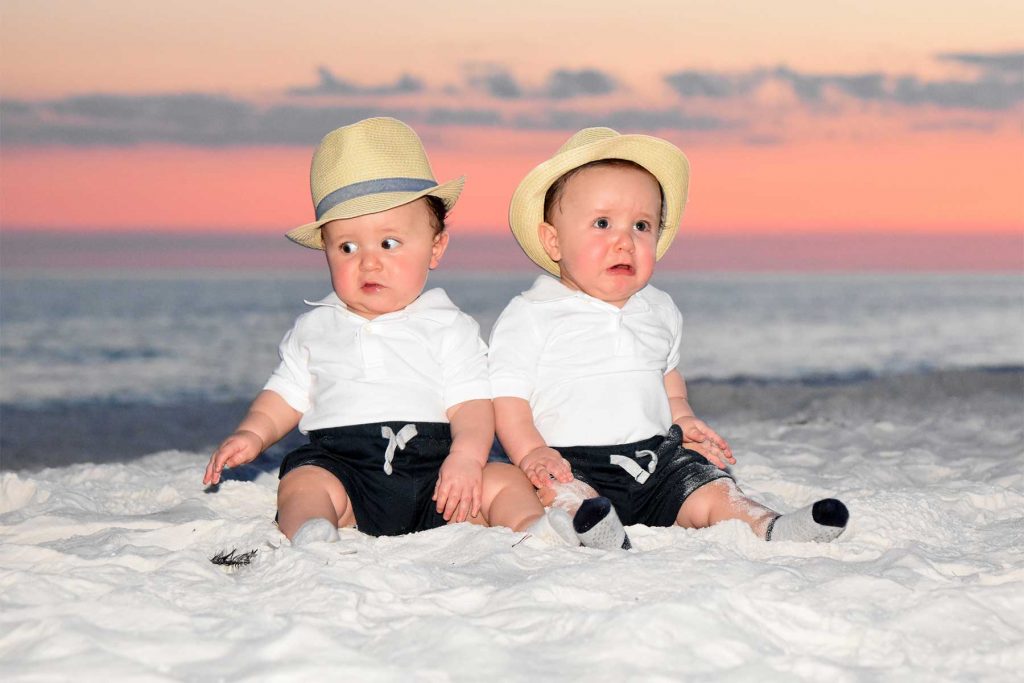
[321,198,447,319]
[541,164,661,308]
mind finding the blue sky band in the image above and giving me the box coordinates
[315,177,437,219]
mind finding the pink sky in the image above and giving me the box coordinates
[0,2,1021,268]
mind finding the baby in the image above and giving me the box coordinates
[489,127,849,546]
[203,117,573,546]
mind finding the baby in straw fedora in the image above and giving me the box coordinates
[203,117,578,546]
[489,127,850,544]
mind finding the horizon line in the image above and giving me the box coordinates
[2,230,1020,273]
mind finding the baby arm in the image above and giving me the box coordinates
[493,397,573,488]
[203,390,301,485]
[664,369,735,469]
[435,399,493,523]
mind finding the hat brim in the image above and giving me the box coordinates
[508,135,689,276]
[286,176,465,250]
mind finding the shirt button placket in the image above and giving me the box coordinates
[614,312,635,356]
[361,322,385,374]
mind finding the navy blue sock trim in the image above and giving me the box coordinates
[573,497,612,534]
[812,499,849,527]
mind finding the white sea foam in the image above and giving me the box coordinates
[1,373,1021,680]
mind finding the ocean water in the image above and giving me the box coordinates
[2,272,1021,404]
[1,271,1022,468]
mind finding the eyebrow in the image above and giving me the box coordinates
[325,223,419,241]
[587,206,659,219]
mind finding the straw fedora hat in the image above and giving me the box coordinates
[508,127,689,275]
[286,117,465,250]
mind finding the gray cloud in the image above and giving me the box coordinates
[666,49,1023,110]
[0,93,507,147]
[544,69,617,99]
[288,67,423,96]
[423,108,504,127]
[0,90,726,147]
[5,50,1017,148]
[466,66,617,99]
[891,75,1018,110]
[939,51,1024,79]
[2,94,259,146]
[663,71,757,98]
[467,67,523,99]
[513,108,729,132]
[772,67,888,102]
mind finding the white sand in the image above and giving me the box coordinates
[2,372,1022,681]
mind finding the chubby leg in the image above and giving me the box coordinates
[276,465,357,540]
[676,479,848,542]
[475,462,545,531]
[676,479,777,537]
[473,463,578,545]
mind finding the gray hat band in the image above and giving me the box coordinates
[315,177,437,220]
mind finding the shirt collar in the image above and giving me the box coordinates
[521,274,651,313]
[303,287,458,324]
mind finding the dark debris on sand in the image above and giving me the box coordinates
[210,548,258,567]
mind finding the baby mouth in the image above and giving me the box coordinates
[608,264,634,273]
[361,282,384,291]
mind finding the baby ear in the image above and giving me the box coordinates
[429,231,450,270]
[538,222,561,262]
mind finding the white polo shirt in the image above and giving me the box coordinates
[264,288,490,434]
[489,275,682,447]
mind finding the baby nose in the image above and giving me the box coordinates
[613,229,635,251]
[359,251,383,270]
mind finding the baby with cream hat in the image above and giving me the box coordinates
[203,117,580,546]
[490,127,849,544]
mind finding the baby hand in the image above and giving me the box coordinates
[203,430,263,485]
[434,454,482,523]
[519,446,573,488]
[677,417,736,470]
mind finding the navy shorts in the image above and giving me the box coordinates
[555,425,734,527]
[278,421,451,537]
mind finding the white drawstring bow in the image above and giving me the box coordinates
[381,424,418,475]
[609,449,658,485]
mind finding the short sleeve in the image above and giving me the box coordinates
[438,312,491,410]
[665,303,683,373]
[488,297,542,399]
[262,324,312,413]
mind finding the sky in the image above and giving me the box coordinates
[1,1,1021,246]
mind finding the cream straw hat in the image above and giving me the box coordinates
[286,117,465,250]
[508,127,689,275]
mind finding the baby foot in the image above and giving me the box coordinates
[765,498,849,543]
[291,517,341,546]
[573,496,632,550]
[524,508,580,546]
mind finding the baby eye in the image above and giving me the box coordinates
[593,218,610,229]
[381,238,401,250]
[341,242,358,254]
[634,220,652,233]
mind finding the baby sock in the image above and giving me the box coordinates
[291,517,341,546]
[573,496,632,550]
[525,508,580,546]
[765,498,849,543]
